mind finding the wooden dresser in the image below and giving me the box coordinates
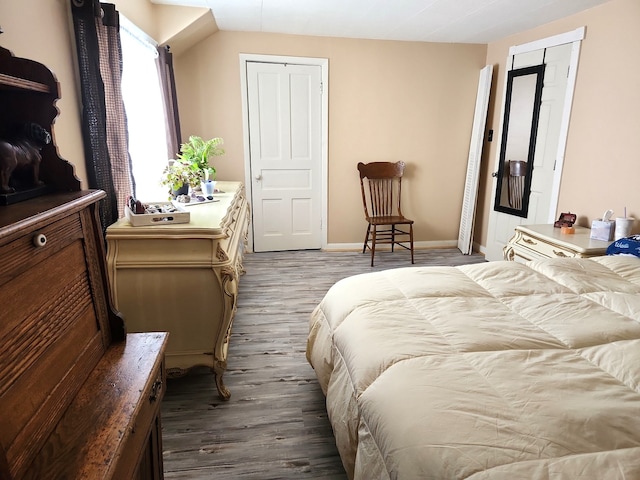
[504,224,611,262]
[106,181,250,400]
[0,47,168,479]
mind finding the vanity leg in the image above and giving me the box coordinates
[213,366,231,400]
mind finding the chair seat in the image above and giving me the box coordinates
[366,215,413,225]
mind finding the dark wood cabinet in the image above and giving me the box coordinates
[0,47,168,479]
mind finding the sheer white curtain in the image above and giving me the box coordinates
[120,16,169,201]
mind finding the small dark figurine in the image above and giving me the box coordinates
[554,212,577,228]
[0,123,51,194]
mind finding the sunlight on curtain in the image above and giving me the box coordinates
[120,16,169,201]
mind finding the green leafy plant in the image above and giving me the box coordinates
[176,135,224,182]
[160,159,200,193]
[159,136,225,198]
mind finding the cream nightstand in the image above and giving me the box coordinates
[504,224,611,262]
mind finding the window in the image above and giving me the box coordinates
[120,16,169,201]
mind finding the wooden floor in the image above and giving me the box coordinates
[161,248,486,479]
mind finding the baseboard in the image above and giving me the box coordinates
[323,240,459,252]
[474,241,486,255]
[246,240,484,254]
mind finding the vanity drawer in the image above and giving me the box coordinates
[513,232,578,258]
[505,224,610,262]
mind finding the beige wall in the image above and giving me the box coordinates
[3,0,637,247]
[476,0,640,246]
[116,0,214,54]
[0,0,165,189]
[1,0,88,187]
[111,0,158,40]
[174,32,487,244]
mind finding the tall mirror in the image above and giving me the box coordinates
[493,64,545,217]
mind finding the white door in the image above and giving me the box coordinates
[485,31,582,261]
[246,62,323,252]
[528,44,572,221]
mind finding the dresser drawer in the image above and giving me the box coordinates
[0,212,84,287]
[513,232,579,258]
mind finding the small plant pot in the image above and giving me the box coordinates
[172,184,189,198]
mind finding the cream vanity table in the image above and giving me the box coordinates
[504,224,611,262]
[106,181,250,399]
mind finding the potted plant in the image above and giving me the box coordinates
[160,159,199,198]
[177,135,224,186]
[160,136,225,198]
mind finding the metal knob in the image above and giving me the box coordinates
[33,233,47,248]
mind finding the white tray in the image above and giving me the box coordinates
[125,202,190,226]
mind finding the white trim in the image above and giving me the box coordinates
[239,54,329,252]
[509,27,585,56]
[486,55,514,252]
[546,39,582,223]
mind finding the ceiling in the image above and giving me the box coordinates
[150,0,612,44]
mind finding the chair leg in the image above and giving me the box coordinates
[410,224,414,264]
[362,224,371,254]
[371,225,376,267]
[391,224,395,252]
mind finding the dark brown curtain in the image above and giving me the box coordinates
[71,0,134,228]
[156,45,182,159]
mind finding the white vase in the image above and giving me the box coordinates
[201,180,216,197]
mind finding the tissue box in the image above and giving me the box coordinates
[590,219,614,241]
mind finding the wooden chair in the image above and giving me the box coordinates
[357,161,414,266]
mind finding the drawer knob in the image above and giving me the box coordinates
[553,250,569,258]
[523,238,537,245]
[33,234,47,248]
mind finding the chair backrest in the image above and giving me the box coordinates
[508,160,526,210]
[357,161,406,219]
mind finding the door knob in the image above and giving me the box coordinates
[255,174,262,181]
[491,171,499,177]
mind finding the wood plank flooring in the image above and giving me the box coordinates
[161,248,486,479]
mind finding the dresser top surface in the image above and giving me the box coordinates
[515,224,611,253]
[0,190,105,240]
[106,181,243,238]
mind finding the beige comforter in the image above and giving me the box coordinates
[306,256,640,479]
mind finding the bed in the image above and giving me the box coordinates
[306,255,640,479]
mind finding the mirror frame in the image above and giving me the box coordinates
[493,64,545,218]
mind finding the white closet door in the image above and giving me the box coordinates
[458,65,493,255]
[247,62,323,252]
